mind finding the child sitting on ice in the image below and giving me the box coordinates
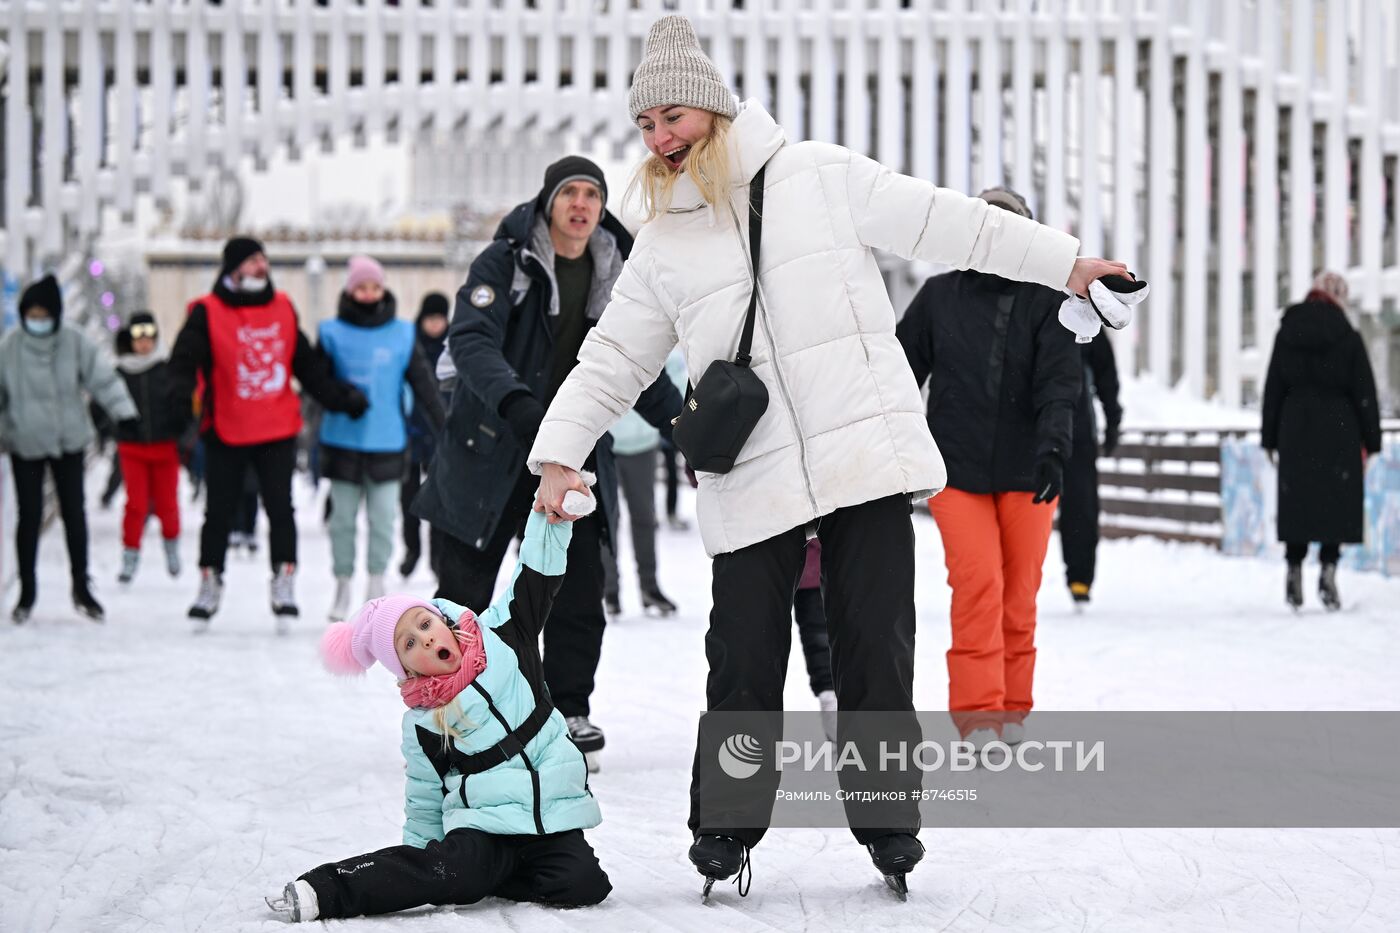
[266,500,609,922]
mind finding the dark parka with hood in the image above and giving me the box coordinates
[1261,298,1382,544]
[413,198,681,552]
[897,271,1082,493]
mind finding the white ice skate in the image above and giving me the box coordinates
[365,573,386,602]
[265,880,319,922]
[817,689,838,743]
[963,727,1012,768]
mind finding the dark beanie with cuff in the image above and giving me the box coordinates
[536,156,609,217]
[220,236,266,277]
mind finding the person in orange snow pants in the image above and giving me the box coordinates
[896,186,1085,741]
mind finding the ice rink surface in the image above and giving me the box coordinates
[3,471,1398,932]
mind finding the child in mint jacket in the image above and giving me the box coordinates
[267,503,608,922]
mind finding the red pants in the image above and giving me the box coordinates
[118,441,181,549]
[928,488,1055,738]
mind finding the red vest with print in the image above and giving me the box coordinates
[198,290,303,445]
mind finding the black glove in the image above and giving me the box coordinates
[1102,421,1121,457]
[342,387,369,420]
[1031,453,1064,505]
[501,392,546,450]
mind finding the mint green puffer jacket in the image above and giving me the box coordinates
[400,510,600,845]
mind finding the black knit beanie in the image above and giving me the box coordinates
[536,156,608,216]
[221,236,266,277]
[417,292,450,322]
[19,274,62,318]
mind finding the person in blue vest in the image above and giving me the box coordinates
[265,505,609,922]
[317,256,445,621]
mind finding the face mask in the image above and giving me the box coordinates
[23,318,56,336]
[239,276,268,293]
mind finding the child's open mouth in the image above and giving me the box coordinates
[437,647,451,661]
[663,145,690,167]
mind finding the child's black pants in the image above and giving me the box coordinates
[301,828,610,919]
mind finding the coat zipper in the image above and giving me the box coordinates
[725,197,821,517]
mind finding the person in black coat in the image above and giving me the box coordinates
[399,292,450,578]
[1261,271,1382,611]
[896,186,1082,747]
[1058,331,1123,604]
[412,156,681,764]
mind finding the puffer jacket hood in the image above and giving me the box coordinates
[528,99,1081,556]
[1277,300,1351,353]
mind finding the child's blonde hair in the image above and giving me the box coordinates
[626,115,735,222]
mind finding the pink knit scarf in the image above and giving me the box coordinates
[398,620,488,710]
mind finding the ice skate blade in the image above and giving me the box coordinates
[274,617,292,637]
[583,751,601,774]
[884,873,909,901]
[190,618,212,635]
[701,877,715,901]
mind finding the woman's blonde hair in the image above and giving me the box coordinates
[626,115,735,222]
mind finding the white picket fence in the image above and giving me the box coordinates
[2,0,1399,405]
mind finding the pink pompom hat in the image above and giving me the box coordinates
[322,594,439,681]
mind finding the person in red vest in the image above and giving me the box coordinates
[167,237,368,627]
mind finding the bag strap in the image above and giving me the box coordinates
[735,163,768,368]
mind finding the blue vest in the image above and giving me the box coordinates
[318,317,415,453]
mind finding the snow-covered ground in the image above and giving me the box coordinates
[3,472,1399,932]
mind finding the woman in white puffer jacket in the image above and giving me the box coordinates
[530,14,1129,890]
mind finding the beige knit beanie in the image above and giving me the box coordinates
[628,15,738,122]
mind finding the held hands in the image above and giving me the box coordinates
[1065,258,1128,297]
[535,462,594,524]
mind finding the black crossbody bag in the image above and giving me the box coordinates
[670,164,771,474]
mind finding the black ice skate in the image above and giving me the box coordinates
[867,832,924,901]
[1319,562,1341,612]
[688,834,750,901]
[1285,563,1303,611]
[641,585,677,617]
[566,716,605,773]
[72,580,105,623]
[11,602,33,624]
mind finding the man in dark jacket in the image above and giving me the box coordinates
[1262,271,1382,611]
[896,187,1081,748]
[414,157,681,766]
[1058,331,1123,605]
[399,292,450,578]
[168,236,368,626]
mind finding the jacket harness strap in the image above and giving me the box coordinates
[447,687,555,777]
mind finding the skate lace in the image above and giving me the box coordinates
[733,845,751,897]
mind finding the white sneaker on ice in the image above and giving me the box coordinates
[365,573,386,602]
[265,879,319,922]
[817,689,838,743]
[329,577,352,622]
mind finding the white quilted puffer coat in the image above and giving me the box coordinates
[529,101,1080,556]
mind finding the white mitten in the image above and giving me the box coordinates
[1058,293,1102,344]
[1087,274,1149,330]
[562,489,597,518]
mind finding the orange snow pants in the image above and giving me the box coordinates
[928,488,1056,738]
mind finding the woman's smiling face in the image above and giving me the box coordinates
[636,105,716,171]
[394,607,461,678]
